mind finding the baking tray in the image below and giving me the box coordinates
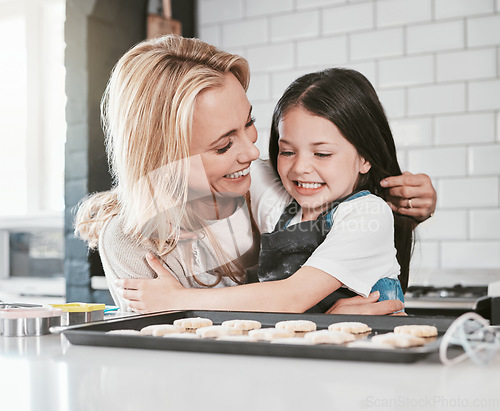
[62,310,455,363]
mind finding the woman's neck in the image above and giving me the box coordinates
[191,194,241,220]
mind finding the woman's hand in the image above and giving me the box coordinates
[115,253,185,313]
[380,171,436,223]
[325,291,406,315]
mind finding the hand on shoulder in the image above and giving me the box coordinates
[380,172,436,223]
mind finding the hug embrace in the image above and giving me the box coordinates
[75,35,437,315]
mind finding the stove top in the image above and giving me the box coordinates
[404,284,498,322]
[406,284,488,300]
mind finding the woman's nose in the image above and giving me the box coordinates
[238,130,260,162]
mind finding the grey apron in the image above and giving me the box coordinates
[258,191,370,313]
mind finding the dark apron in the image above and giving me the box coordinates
[258,191,370,313]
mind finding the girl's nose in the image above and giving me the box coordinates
[291,154,312,174]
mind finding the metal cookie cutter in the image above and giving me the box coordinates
[0,307,62,337]
[49,303,105,326]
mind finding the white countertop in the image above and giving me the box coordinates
[1,322,499,411]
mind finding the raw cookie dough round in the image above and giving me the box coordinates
[221,319,262,331]
[371,332,425,348]
[328,321,372,334]
[196,325,243,339]
[394,324,438,338]
[304,330,355,345]
[248,328,295,341]
[173,317,213,330]
[274,320,317,334]
[140,324,185,336]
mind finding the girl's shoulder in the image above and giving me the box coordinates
[335,192,393,219]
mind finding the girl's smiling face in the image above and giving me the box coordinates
[189,73,260,199]
[277,106,371,221]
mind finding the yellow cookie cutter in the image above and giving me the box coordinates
[49,303,105,313]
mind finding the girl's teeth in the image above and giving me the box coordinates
[225,167,250,179]
[297,182,323,189]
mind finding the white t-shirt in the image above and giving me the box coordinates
[250,159,400,297]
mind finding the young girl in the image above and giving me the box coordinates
[250,68,416,312]
[119,67,416,313]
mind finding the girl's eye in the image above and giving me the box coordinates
[279,150,294,157]
[246,116,256,128]
[216,140,233,154]
[315,153,332,158]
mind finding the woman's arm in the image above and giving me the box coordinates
[117,196,400,313]
[325,291,405,315]
[117,253,342,313]
[380,171,436,222]
[119,255,405,314]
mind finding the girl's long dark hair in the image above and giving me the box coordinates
[268,68,416,292]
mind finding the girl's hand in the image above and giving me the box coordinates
[325,291,406,315]
[380,171,436,223]
[115,253,185,313]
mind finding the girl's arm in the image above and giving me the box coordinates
[117,253,342,313]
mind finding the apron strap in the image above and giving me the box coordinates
[275,190,371,232]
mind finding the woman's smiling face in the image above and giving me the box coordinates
[189,73,259,199]
[277,106,371,221]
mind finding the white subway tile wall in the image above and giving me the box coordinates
[221,18,268,48]
[467,15,500,47]
[406,21,464,54]
[321,3,374,36]
[245,0,294,17]
[350,28,404,60]
[271,10,320,41]
[407,147,467,177]
[408,83,465,116]
[376,0,432,27]
[197,0,500,273]
[470,209,500,240]
[378,55,434,88]
[434,0,495,20]
[435,113,495,145]
[297,36,347,67]
[436,49,496,83]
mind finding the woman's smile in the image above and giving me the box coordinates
[224,166,251,179]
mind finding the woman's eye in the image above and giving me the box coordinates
[315,153,332,158]
[279,150,294,157]
[216,140,233,154]
[245,116,256,128]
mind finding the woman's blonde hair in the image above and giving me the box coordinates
[75,35,251,283]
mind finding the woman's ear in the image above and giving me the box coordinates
[359,157,371,175]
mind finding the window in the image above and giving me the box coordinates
[0,0,66,221]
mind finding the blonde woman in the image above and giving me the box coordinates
[76,35,436,314]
